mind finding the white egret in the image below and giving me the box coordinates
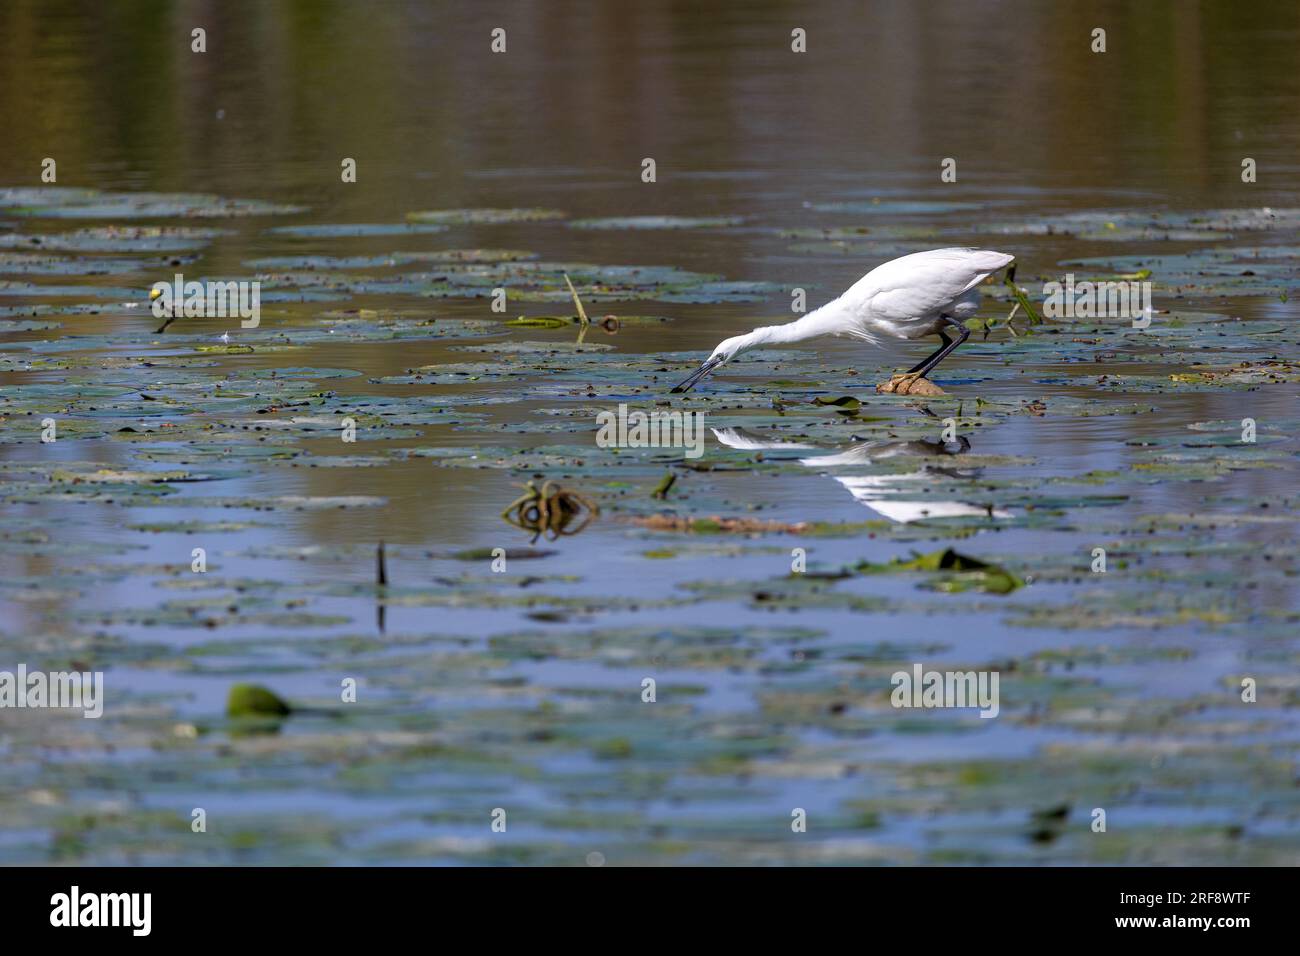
[672,247,1015,394]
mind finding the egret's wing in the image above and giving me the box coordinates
[846,248,1014,323]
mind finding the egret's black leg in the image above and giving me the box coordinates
[911,314,970,379]
[906,329,951,374]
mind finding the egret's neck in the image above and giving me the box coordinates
[747,299,851,347]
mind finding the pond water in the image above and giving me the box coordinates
[1,1,1298,864]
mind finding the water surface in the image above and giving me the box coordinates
[1,0,1298,865]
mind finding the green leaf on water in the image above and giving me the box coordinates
[854,547,1025,594]
[449,548,556,561]
[813,395,862,411]
[226,683,291,718]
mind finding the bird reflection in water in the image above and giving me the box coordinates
[711,422,1011,523]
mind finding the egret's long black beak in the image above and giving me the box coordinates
[671,356,722,393]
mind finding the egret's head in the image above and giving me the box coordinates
[671,333,753,393]
[708,334,752,366]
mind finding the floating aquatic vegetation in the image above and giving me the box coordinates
[285,315,503,343]
[266,222,449,237]
[501,479,599,542]
[154,494,387,511]
[977,207,1300,241]
[406,207,566,224]
[654,280,782,303]
[129,519,269,534]
[0,187,306,218]
[1001,595,1245,632]
[0,280,145,299]
[505,316,569,329]
[0,225,230,252]
[449,547,557,561]
[244,249,537,270]
[45,466,221,486]
[0,251,197,275]
[235,254,778,305]
[810,200,982,215]
[1071,360,1299,392]
[0,318,61,331]
[854,547,1025,594]
[1060,247,1299,297]
[0,302,147,318]
[628,515,811,535]
[568,215,745,230]
[227,684,292,718]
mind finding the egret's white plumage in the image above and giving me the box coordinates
[710,426,1012,523]
[673,247,1015,392]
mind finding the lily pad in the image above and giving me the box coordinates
[568,215,744,230]
[855,548,1025,594]
[0,225,230,252]
[1,187,306,219]
[227,684,292,718]
[406,208,566,224]
[266,223,449,238]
